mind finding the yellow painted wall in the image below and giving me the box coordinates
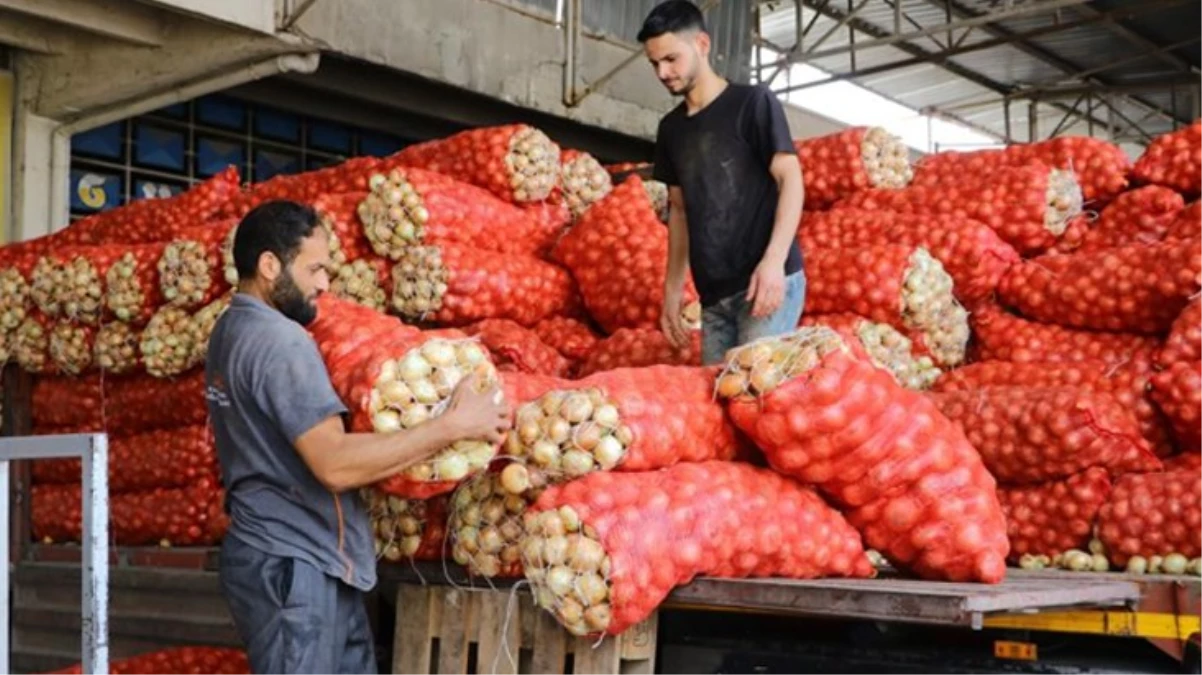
[0,69,10,244]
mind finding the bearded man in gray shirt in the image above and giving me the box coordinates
[206,200,511,674]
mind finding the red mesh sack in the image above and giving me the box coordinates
[970,305,1160,365]
[998,240,1201,334]
[391,124,560,203]
[45,245,140,325]
[575,328,700,378]
[837,164,1082,255]
[94,322,143,374]
[533,316,602,362]
[31,371,208,435]
[1131,120,1202,196]
[793,126,913,208]
[312,191,374,263]
[800,208,1019,304]
[719,328,1010,583]
[51,646,250,675]
[521,461,875,636]
[359,167,548,260]
[801,313,941,391]
[1164,452,1202,472]
[70,167,241,245]
[367,492,450,563]
[928,387,1161,484]
[552,176,700,333]
[158,219,237,310]
[32,478,228,546]
[312,312,503,498]
[1097,469,1201,565]
[1160,297,1201,366]
[518,200,574,257]
[390,243,577,327]
[932,359,1174,458]
[913,136,1130,203]
[803,243,969,366]
[465,319,571,377]
[1076,185,1185,252]
[220,156,385,217]
[104,242,169,325]
[1164,201,1201,241]
[309,294,415,369]
[1149,361,1202,452]
[1049,215,1093,255]
[559,149,613,219]
[14,312,57,374]
[500,371,572,406]
[504,365,745,486]
[0,238,57,333]
[48,321,96,375]
[998,468,1112,561]
[32,424,217,492]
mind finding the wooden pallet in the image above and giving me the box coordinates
[391,583,657,674]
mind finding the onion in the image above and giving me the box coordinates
[500,463,531,495]
[558,506,581,533]
[592,403,620,429]
[1149,555,1164,574]
[562,449,594,477]
[479,526,504,555]
[545,565,575,596]
[1091,554,1109,572]
[561,393,594,423]
[569,537,605,572]
[1162,553,1188,575]
[576,572,609,605]
[422,340,457,368]
[398,352,433,381]
[583,604,612,632]
[435,453,471,481]
[593,435,625,470]
[532,440,561,468]
[572,423,602,452]
[372,410,403,433]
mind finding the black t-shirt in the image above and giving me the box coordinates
[652,83,803,307]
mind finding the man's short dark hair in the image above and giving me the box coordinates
[637,0,706,42]
[232,200,322,281]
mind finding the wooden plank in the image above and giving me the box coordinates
[619,613,657,674]
[530,608,568,675]
[475,590,521,675]
[571,634,621,674]
[518,594,536,651]
[393,584,434,675]
[436,588,472,675]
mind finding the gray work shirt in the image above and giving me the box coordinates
[205,293,376,591]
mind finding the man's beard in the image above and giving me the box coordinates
[270,270,317,326]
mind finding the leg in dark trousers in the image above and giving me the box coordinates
[219,536,377,674]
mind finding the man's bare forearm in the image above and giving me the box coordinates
[763,155,805,266]
[665,189,690,294]
[315,416,466,491]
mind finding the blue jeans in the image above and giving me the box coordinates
[701,272,806,366]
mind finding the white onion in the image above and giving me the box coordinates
[592,404,620,429]
[546,565,575,596]
[500,463,531,494]
[1162,553,1188,575]
[593,435,625,469]
[1126,556,1148,574]
[398,352,433,381]
[562,449,594,477]
[372,410,403,433]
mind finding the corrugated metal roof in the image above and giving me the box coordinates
[758,0,1201,145]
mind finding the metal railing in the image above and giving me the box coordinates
[0,433,109,674]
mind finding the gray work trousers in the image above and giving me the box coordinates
[218,535,377,674]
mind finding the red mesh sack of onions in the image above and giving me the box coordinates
[71,166,241,245]
[803,244,969,367]
[33,478,228,546]
[912,136,1130,203]
[1131,120,1202,196]
[559,149,613,219]
[319,323,504,498]
[1149,361,1201,453]
[521,461,874,637]
[360,167,548,261]
[464,319,571,377]
[158,218,236,310]
[836,164,1082,255]
[719,328,1010,583]
[0,238,56,334]
[800,209,1018,305]
[31,371,208,435]
[998,239,1201,335]
[365,491,449,563]
[309,294,413,368]
[932,359,1175,458]
[1075,185,1185,253]
[51,646,250,675]
[969,305,1160,365]
[1164,452,1202,473]
[29,245,128,325]
[793,126,913,209]
[1164,201,1200,241]
[32,424,217,493]
[220,156,384,217]
[1160,297,1201,366]
[575,328,700,379]
[313,191,374,264]
[48,321,95,376]
[389,243,577,327]
[533,316,602,362]
[390,124,560,203]
[928,387,1161,484]
[103,242,169,325]
[800,313,940,391]
[999,467,1112,563]
[519,200,574,257]
[552,176,701,333]
[14,313,57,374]
[94,322,142,374]
[330,256,390,312]
[504,366,745,487]
[1097,468,1201,569]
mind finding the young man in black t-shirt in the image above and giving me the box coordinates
[639,0,806,365]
